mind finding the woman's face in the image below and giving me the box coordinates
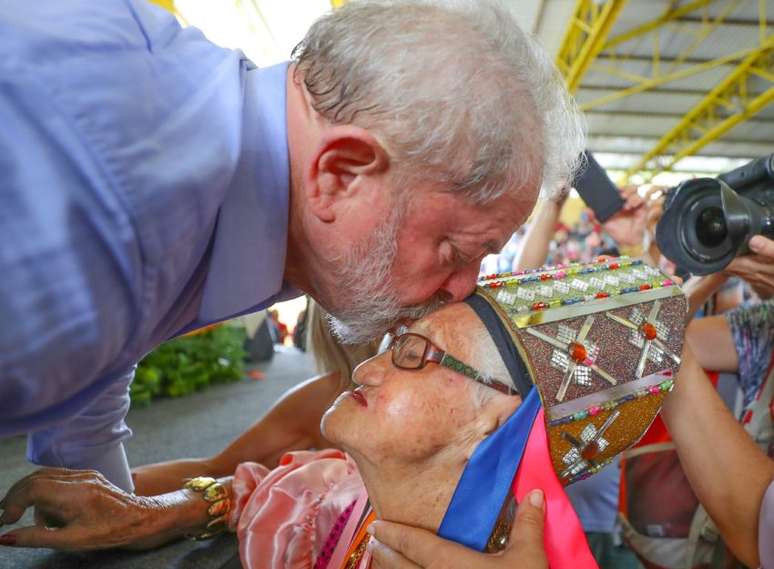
[321,303,492,467]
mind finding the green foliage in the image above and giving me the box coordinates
[131,326,247,407]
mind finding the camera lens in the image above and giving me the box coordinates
[695,206,728,248]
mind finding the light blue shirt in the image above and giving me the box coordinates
[0,0,295,489]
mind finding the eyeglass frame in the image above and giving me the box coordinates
[384,332,517,396]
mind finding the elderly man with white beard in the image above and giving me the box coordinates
[0,0,583,519]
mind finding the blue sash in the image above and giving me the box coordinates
[437,388,541,550]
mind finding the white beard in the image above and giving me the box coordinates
[326,206,447,343]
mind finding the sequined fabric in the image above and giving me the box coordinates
[477,257,687,484]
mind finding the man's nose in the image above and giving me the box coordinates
[352,355,388,387]
[438,262,480,303]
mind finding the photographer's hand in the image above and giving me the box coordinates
[602,186,647,247]
[724,236,774,299]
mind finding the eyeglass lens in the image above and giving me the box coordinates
[393,334,427,370]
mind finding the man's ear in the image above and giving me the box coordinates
[306,125,390,223]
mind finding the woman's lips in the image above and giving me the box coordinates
[350,390,368,408]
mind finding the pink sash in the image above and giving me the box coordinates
[513,409,598,569]
[326,489,372,569]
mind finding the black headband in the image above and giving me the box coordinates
[464,294,534,398]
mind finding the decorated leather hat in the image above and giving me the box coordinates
[476,257,686,484]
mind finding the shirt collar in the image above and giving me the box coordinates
[199,61,295,323]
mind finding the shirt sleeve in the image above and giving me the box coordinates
[725,301,774,406]
[0,0,243,436]
[27,367,135,491]
[0,72,139,434]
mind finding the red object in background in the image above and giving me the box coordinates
[247,370,265,381]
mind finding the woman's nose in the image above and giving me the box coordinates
[352,354,388,387]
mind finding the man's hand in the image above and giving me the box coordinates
[724,235,774,299]
[0,468,192,551]
[367,489,547,569]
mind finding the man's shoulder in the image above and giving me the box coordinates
[0,0,248,242]
[2,1,176,57]
[0,0,242,115]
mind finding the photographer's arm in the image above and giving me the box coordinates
[662,349,774,567]
[132,371,341,495]
[685,315,738,373]
[682,274,730,319]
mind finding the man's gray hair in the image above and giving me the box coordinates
[293,0,586,203]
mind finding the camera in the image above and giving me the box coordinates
[656,153,774,276]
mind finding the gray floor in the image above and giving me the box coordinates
[0,348,315,569]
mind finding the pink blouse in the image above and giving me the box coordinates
[229,449,364,569]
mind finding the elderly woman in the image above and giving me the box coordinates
[0,260,682,569]
[0,302,587,565]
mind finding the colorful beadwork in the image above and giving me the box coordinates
[548,379,674,427]
[606,301,681,379]
[483,257,672,317]
[526,315,618,403]
[559,410,620,480]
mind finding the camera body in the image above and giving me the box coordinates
[656,153,774,276]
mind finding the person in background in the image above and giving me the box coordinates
[268,310,289,345]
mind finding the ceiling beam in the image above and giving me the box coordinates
[555,0,628,93]
[596,53,735,66]
[603,0,712,51]
[581,0,760,111]
[676,15,774,28]
[580,85,714,96]
[585,109,774,123]
[590,133,772,146]
[580,45,761,110]
[623,38,774,182]
[148,0,175,13]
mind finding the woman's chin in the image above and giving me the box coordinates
[320,405,346,445]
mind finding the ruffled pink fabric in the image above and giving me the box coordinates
[230,449,363,569]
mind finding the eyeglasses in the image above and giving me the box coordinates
[384,332,516,396]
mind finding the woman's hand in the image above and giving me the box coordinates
[368,489,547,569]
[0,468,206,551]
